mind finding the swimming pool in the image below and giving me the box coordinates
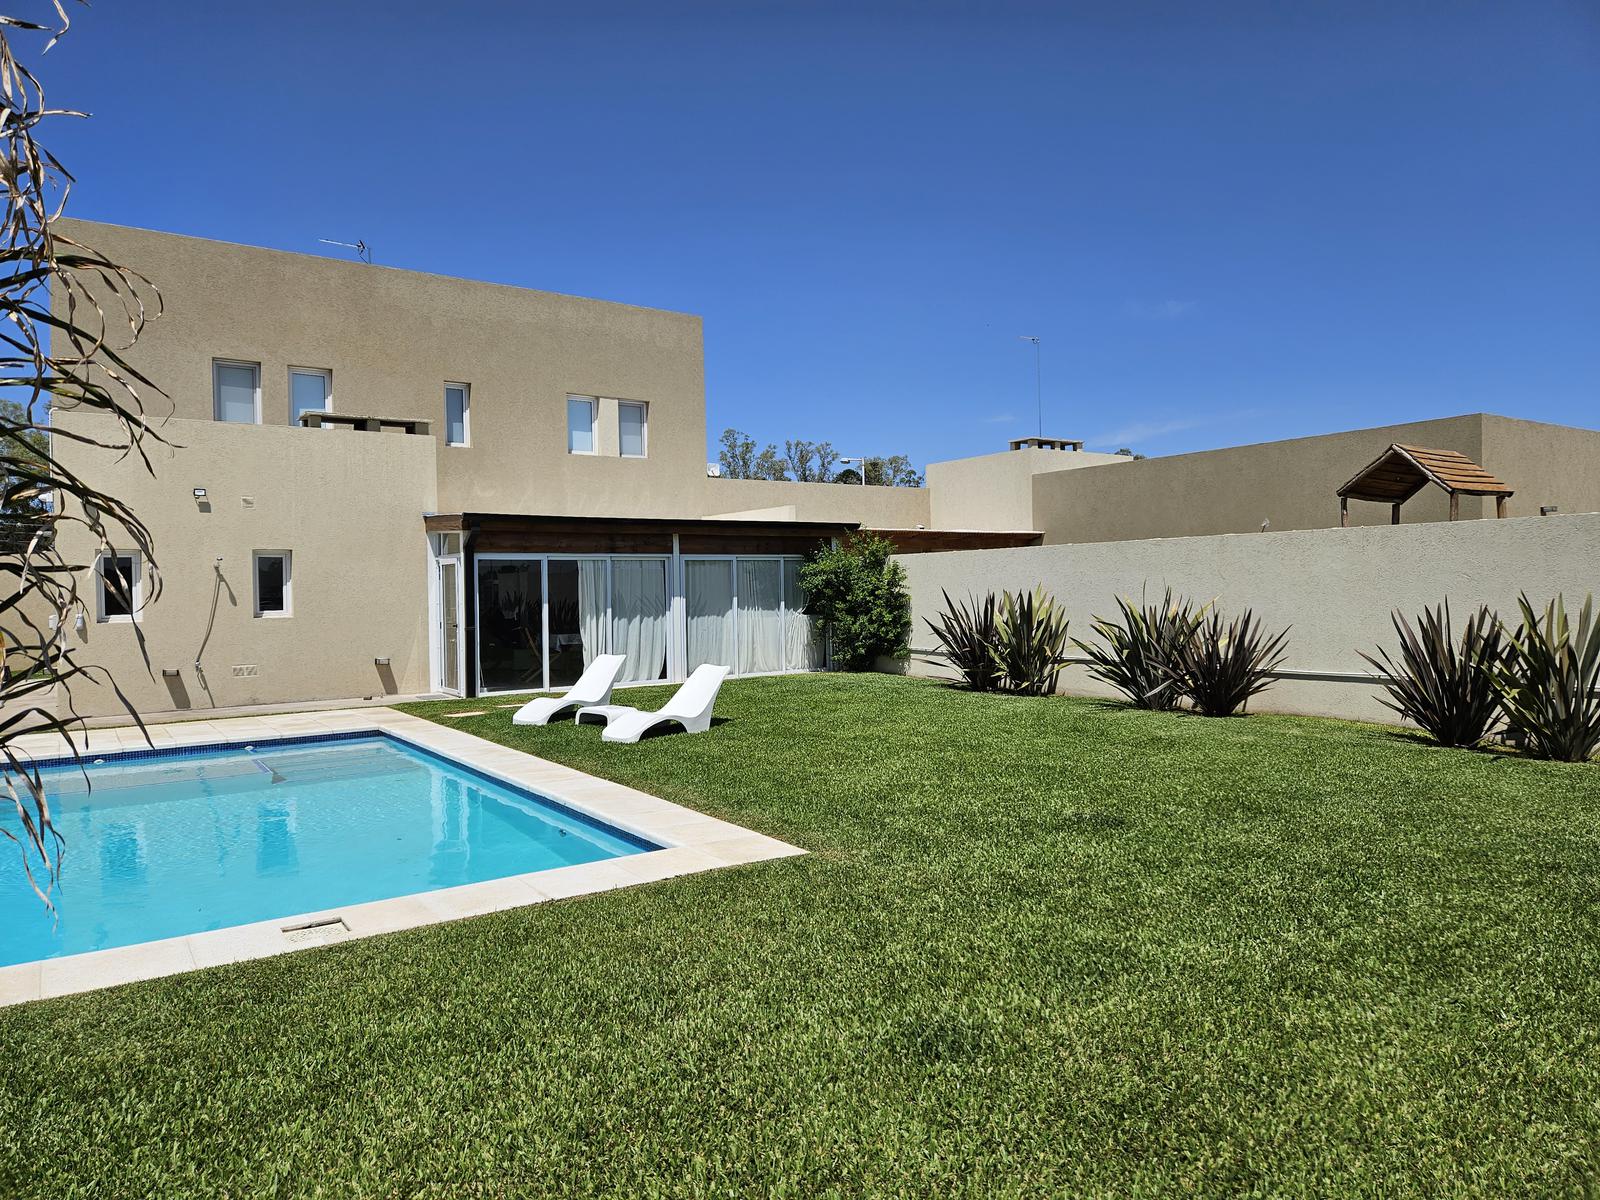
[0,732,661,967]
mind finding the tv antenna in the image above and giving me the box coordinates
[319,237,371,264]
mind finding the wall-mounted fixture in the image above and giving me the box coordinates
[161,668,181,678]
[193,487,207,500]
[374,657,392,667]
[1541,505,1560,516]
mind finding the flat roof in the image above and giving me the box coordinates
[424,512,859,536]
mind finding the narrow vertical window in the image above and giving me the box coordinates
[290,368,331,426]
[97,552,140,622]
[213,360,260,424]
[253,551,292,617]
[567,395,595,454]
[619,401,647,458]
[445,383,469,446]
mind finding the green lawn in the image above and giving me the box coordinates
[5,674,1600,1197]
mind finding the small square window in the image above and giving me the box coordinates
[213,360,260,424]
[97,552,140,622]
[619,401,647,458]
[290,368,331,426]
[253,551,292,617]
[445,383,470,446]
[567,395,595,454]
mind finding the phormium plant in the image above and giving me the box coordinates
[1359,601,1504,748]
[1074,588,1203,711]
[992,586,1071,696]
[925,589,1002,692]
[1492,593,1600,763]
[1168,608,1290,717]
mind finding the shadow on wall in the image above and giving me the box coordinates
[374,658,397,696]
[161,670,191,710]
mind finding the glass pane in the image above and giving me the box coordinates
[783,559,826,670]
[567,397,594,453]
[476,560,542,691]
[737,559,783,675]
[445,385,467,445]
[547,559,608,689]
[440,561,460,692]
[101,554,134,617]
[611,559,668,683]
[214,363,257,423]
[290,371,328,423]
[619,403,645,457]
[685,560,734,672]
[255,555,286,614]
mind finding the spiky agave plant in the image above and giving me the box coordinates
[1073,587,1202,710]
[1359,601,1505,748]
[1168,608,1290,717]
[992,586,1071,696]
[1492,594,1600,763]
[924,589,1001,691]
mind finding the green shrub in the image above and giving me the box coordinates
[797,535,911,671]
[1169,608,1289,717]
[1492,594,1600,763]
[993,587,1071,696]
[1074,588,1203,711]
[925,590,1002,691]
[1360,601,1505,748]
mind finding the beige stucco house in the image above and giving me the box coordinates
[39,220,1600,718]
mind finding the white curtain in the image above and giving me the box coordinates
[685,560,734,671]
[611,559,668,683]
[783,559,826,670]
[737,559,784,675]
[577,559,608,667]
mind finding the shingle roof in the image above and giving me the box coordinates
[1337,443,1513,504]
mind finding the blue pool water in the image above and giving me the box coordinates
[0,733,657,966]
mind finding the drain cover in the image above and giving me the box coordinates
[281,917,350,945]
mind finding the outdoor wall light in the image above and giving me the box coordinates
[161,668,180,678]
[374,657,391,667]
[192,487,207,499]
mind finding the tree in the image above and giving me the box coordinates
[1115,447,1147,461]
[796,534,912,670]
[1,3,167,907]
[784,439,839,483]
[717,428,758,478]
[865,455,923,487]
[719,428,920,486]
[752,445,789,481]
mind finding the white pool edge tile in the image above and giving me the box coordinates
[1,707,805,1007]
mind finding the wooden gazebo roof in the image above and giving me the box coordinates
[1337,444,1513,525]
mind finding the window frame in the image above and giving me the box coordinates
[252,550,293,619]
[95,551,141,623]
[288,366,332,427]
[618,400,648,458]
[212,358,262,425]
[444,382,471,447]
[567,395,597,455]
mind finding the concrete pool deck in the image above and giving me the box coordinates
[0,707,804,1007]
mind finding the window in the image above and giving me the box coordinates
[445,383,469,446]
[567,395,595,454]
[253,551,291,617]
[289,368,331,426]
[96,552,140,622]
[213,360,261,424]
[619,401,647,458]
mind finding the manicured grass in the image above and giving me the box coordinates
[5,674,1600,1196]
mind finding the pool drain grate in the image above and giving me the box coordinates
[280,917,350,945]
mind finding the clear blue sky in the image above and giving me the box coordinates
[38,0,1600,466]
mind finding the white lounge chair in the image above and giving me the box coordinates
[576,663,730,744]
[511,654,626,726]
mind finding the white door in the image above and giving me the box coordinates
[436,557,463,695]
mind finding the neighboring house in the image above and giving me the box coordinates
[41,220,1600,717]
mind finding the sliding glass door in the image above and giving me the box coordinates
[683,556,826,677]
[476,555,671,694]
[476,559,542,693]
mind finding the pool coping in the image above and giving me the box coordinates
[0,707,804,1007]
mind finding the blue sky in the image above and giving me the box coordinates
[37,0,1600,465]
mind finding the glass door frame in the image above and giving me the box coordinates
[679,554,819,678]
[432,550,466,696]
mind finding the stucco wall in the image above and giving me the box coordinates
[1029,415,1507,544]
[55,219,708,521]
[696,476,931,527]
[50,412,437,718]
[1478,415,1600,519]
[925,447,1129,531]
[897,512,1600,724]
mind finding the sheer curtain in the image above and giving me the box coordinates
[685,560,735,671]
[783,559,826,670]
[737,559,784,675]
[576,559,608,667]
[611,559,668,682]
